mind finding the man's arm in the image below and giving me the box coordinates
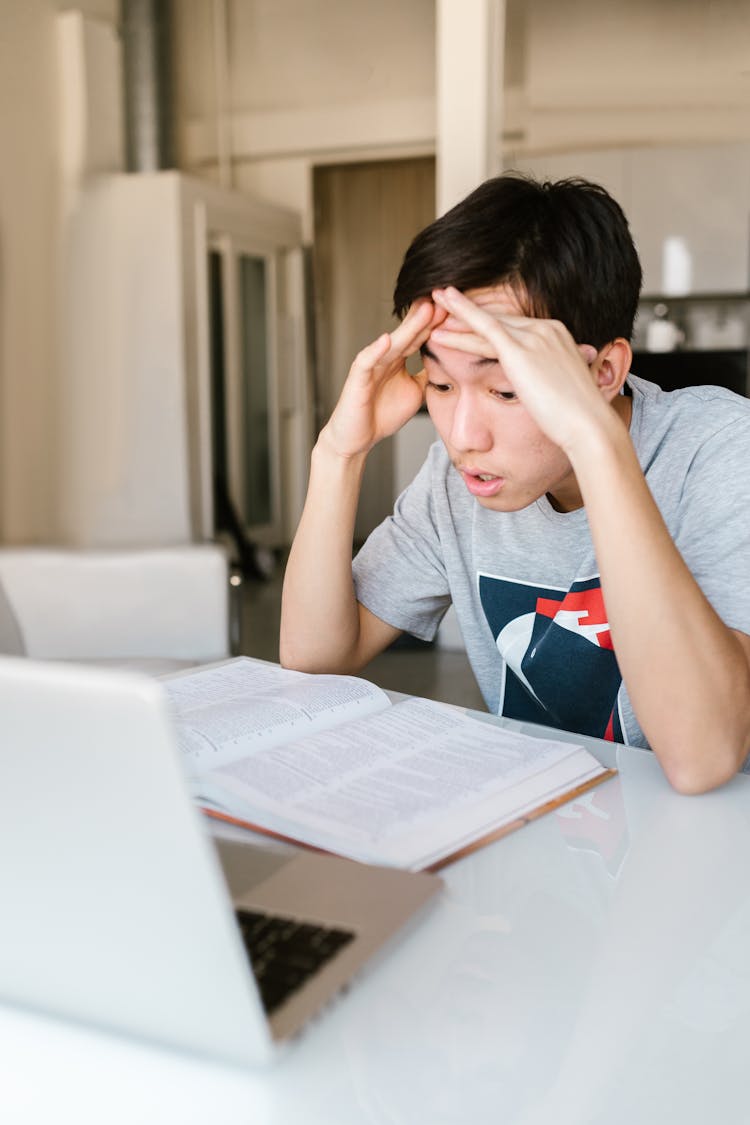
[431,286,750,793]
[279,439,401,672]
[565,407,750,794]
[280,300,443,674]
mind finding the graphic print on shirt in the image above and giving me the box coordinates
[479,572,624,742]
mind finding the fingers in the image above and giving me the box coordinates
[353,299,434,374]
[428,302,449,331]
[390,299,437,352]
[428,328,498,359]
[432,287,512,343]
[433,288,598,366]
[436,313,475,333]
[353,332,392,371]
[359,301,447,374]
[382,301,440,370]
[349,301,435,385]
[399,298,435,333]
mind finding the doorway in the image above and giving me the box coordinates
[313,157,435,541]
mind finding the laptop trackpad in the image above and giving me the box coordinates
[213,838,294,897]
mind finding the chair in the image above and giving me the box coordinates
[0,544,238,676]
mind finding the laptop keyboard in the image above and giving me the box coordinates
[236,908,356,1015]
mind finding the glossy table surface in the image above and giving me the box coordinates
[4,715,750,1125]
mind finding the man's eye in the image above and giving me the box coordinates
[492,390,518,401]
[428,382,452,394]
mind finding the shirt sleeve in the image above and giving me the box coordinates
[352,447,452,641]
[673,415,750,636]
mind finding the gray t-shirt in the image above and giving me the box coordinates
[352,375,750,748]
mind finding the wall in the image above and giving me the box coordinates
[518,0,750,153]
[0,0,119,544]
[173,0,750,236]
[0,2,61,541]
[172,0,437,239]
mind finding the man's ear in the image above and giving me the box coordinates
[594,338,632,401]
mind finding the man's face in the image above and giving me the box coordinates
[422,285,583,513]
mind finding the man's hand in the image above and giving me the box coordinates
[429,286,610,454]
[321,299,446,459]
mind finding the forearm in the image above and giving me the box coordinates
[280,302,437,672]
[572,416,750,792]
[280,435,368,672]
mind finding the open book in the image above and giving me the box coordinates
[164,657,615,872]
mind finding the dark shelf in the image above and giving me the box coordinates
[639,292,750,304]
[631,348,748,395]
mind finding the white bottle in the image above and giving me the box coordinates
[646,303,685,353]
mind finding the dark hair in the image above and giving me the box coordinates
[393,173,642,348]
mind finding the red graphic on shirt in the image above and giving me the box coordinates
[535,587,613,651]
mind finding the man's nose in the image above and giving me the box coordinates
[449,397,493,452]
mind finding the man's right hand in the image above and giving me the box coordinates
[320,299,445,459]
[280,299,444,676]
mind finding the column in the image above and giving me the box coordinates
[435,0,505,216]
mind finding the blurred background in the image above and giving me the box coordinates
[1,0,749,695]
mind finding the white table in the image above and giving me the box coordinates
[3,719,750,1125]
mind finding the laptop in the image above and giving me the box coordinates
[0,656,442,1067]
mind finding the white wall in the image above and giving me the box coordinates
[0,1,61,541]
[173,0,750,236]
[0,0,119,544]
[173,0,436,238]
[519,0,750,152]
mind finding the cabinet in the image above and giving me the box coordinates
[60,172,308,550]
[511,142,750,297]
[629,145,750,296]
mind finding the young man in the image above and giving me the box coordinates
[280,174,750,794]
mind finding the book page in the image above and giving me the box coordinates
[164,658,392,773]
[192,696,608,869]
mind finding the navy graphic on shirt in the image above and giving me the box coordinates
[479,572,624,742]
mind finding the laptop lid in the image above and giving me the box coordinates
[0,656,288,1066]
[0,657,441,1068]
